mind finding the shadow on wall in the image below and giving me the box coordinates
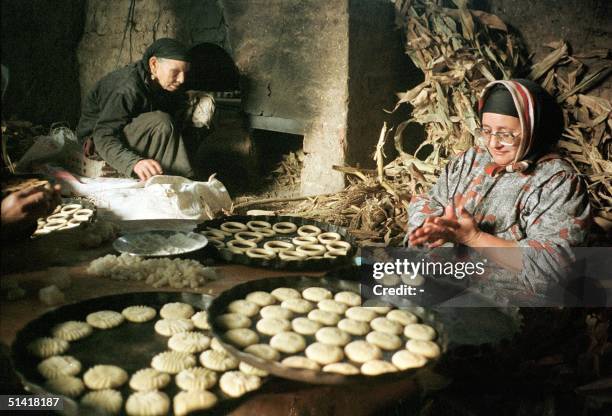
[0,0,85,125]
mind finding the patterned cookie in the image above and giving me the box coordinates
[45,376,84,398]
[173,390,217,416]
[256,318,291,336]
[175,367,218,391]
[154,318,194,336]
[151,351,196,374]
[219,371,262,398]
[168,332,211,353]
[125,391,170,416]
[291,317,322,335]
[239,361,268,377]
[28,337,69,358]
[86,311,125,329]
[84,365,128,389]
[38,355,81,379]
[191,311,210,330]
[129,368,171,391]
[215,313,251,330]
[199,349,239,371]
[160,302,195,319]
[81,389,123,415]
[51,321,93,341]
[122,305,157,323]
[302,287,333,302]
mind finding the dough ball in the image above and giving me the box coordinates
[51,321,92,341]
[345,307,377,323]
[199,349,239,371]
[168,332,211,353]
[322,362,360,375]
[317,299,348,315]
[122,305,157,323]
[227,300,260,317]
[281,356,321,371]
[256,317,291,336]
[154,318,194,336]
[344,340,382,363]
[28,337,69,358]
[270,287,301,302]
[269,332,306,354]
[315,327,351,347]
[45,376,84,398]
[260,305,294,320]
[334,291,362,306]
[210,337,227,353]
[37,355,81,379]
[291,317,322,335]
[215,313,251,330]
[360,360,398,376]
[370,317,403,335]
[307,309,341,326]
[365,331,402,351]
[219,371,262,398]
[160,302,195,319]
[405,339,441,358]
[281,298,314,314]
[83,365,128,390]
[302,287,332,302]
[246,291,276,306]
[175,367,218,391]
[391,350,428,370]
[337,318,370,336]
[386,309,418,326]
[173,390,217,416]
[125,391,170,416]
[129,368,171,391]
[225,328,259,348]
[403,323,437,341]
[305,342,344,365]
[362,301,393,314]
[244,344,281,361]
[191,311,210,330]
[86,310,125,329]
[80,389,123,415]
[151,351,196,374]
[239,361,268,377]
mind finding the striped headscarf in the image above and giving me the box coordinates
[478,79,564,174]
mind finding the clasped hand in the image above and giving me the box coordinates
[408,204,481,248]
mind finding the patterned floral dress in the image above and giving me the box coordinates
[407,145,591,299]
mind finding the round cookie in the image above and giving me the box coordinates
[281,298,314,314]
[345,306,377,322]
[129,368,171,391]
[200,349,239,371]
[338,318,370,336]
[173,390,217,416]
[84,365,128,390]
[125,391,170,416]
[227,300,260,317]
[225,328,259,348]
[362,302,393,314]
[154,318,194,336]
[51,321,92,341]
[282,356,321,371]
[366,331,402,351]
[370,317,403,335]
[151,351,196,374]
[344,340,383,363]
[210,337,227,352]
[239,361,268,377]
[386,309,418,326]
[175,367,218,391]
[215,313,251,330]
[28,337,69,358]
[122,305,157,323]
[161,303,195,319]
[302,287,332,302]
[191,311,210,330]
[291,317,322,335]
[391,350,428,370]
[246,291,276,306]
[361,360,398,375]
[403,323,437,341]
[81,389,123,415]
[322,362,360,375]
[270,331,306,354]
[334,291,362,306]
[244,344,280,361]
[256,317,291,336]
[260,305,294,320]
[168,332,211,353]
[315,327,351,347]
[406,339,441,358]
[305,342,344,365]
[38,355,81,379]
[86,310,125,329]
[317,299,348,314]
[307,309,341,326]
[45,376,84,398]
[219,371,262,398]
[270,287,301,302]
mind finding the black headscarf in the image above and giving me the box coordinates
[142,38,191,70]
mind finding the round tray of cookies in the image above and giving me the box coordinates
[32,197,97,238]
[197,215,358,271]
[207,276,447,385]
[11,292,269,415]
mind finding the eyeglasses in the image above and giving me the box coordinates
[475,128,521,147]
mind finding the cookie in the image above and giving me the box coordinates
[51,321,92,341]
[86,310,125,329]
[317,299,348,315]
[337,318,370,336]
[244,344,281,361]
[260,305,294,320]
[302,287,332,302]
[403,323,437,341]
[199,349,239,371]
[281,356,321,371]
[215,313,252,330]
[360,360,398,375]
[391,350,428,370]
[129,368,171,391]
[305,342,344,365]
[270,287,301,302]
[281,298,314,314]
[219,371,262,398]
[365,331,402,351]
[315,327,351,347]
[225,328,259,348]
[45,376,84,398]
[160,302,195,319]
[307,309,341,326]
[322,362,360,375]
[190,311,210,330]
[83,365,128,390]
[405,339,441,358]
[334,291,362,306]
[344,341,383,363]
[370,317,403,335]
[175,367,218,391]
[122,305,157,323]
[125,391,170,416]
[154,318,194,336]
[291,317,322,335]
[151,351,196,374]
[227,300,260,317]
[256,317,291,336]
[345,307,377,322]
[173,390,217,416]
[386,309,418,326]
[269,331,306,354]
[37,355,81,379]
[239,361,268,377]
[168,332,211,353]
[80,389,123,415]
[28,337,69,358]
[246,291,277,307]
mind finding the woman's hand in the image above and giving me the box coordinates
[409,204,482,248]
[133,159,163,181]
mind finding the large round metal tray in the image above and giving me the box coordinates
[113,230,209,258]
[197,215,358,271]
[208,276,448,385]
[11,291,266,416]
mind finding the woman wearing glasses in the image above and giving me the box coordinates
[406,79,590,298]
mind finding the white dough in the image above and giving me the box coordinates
[260,305,294,320]
[386,309,418,326]
[190,311,210,329]
[334,291,362,306]
[307,309,341,326]
[281,298,314,314]
[366,331,402,351]
[370,317,403,335]
[227,299,260,317]
[215,313,252,330]
[405,339,441,358]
